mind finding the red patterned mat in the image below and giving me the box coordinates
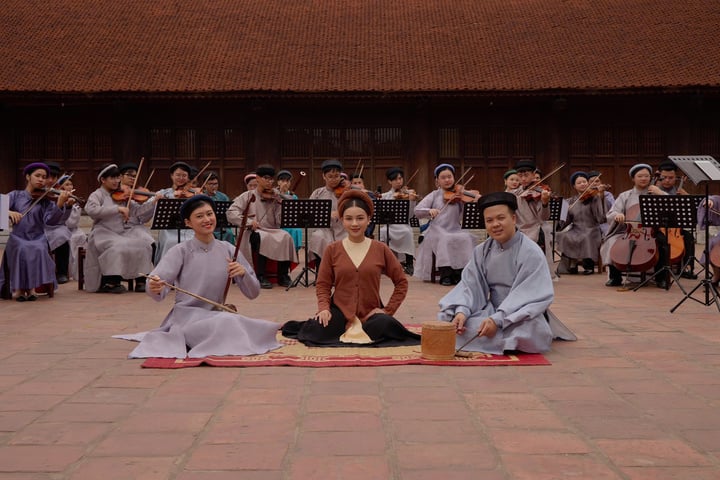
[141,325,551,368]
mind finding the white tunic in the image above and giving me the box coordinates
[226,189,298,264]
[83,188,155,292]
[378,190,416,257]
[308,186,347,259]
[413,188,476,280]
[115,237,282,358]
[438,230,554,354]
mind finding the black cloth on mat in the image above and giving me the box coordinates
[281,304,421,347]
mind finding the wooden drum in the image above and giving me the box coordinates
[421,321,456,360]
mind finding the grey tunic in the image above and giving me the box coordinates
[599,187,648,266]
[226,189,298,264]
[379,189,416,257]
[65,204,87,280]
[510,187,550,242]
[154,188,194,263]
[438,231,554,355]
[0,190,69,292]
[83,187,155,292]
[556,194,606,260]
[413,188,476,281]
[308,186,347,259]
[116,237,282,358]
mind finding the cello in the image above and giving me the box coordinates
[655,174,685,266]
[609,204,659,273]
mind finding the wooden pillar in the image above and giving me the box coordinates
[406,100,435,195]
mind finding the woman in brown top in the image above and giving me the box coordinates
[282,189,420,347]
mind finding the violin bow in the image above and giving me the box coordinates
[126,157,145,211]
[143,168,155,190]
[140,274,237,313]
[21,172,73,218]
[523,163,566,194]
[222,195,256,304]
[568,172,602,211]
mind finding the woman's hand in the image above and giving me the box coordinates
[314,309,332,327]
[615,213,625,224]
[452,312,467,334]
[227,259,246,278]
[428,208,440,219]
[361,308,385,322]
[9,210,22,225]
[147,275,164,295]
[117,206,130,222]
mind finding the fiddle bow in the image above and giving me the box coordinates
[222,195,256,309]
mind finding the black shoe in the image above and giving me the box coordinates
[259,277,273,289]
[98,283,127,294]
[403,263,414,276]
[439,276,453,286]
[278,275,291,287]
[583,269,594,275]
[605,279,622,287]
[134,282,146,293]
[56,275,69,284]
[656,279,669,289]
[680,270,698,280]
[568,267,579,275]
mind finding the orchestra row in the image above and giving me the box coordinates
[2,157,719,305]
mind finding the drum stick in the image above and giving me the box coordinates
[455,333,480,355]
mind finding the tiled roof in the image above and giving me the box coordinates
[0,0,718,94]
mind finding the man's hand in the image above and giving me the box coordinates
[452,312,467,334]
[478,318,498,338]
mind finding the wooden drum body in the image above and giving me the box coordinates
[421,321,456,360]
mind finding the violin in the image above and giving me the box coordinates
[31,187,85,206]
[173,186,202,199]
[333,178,351,198]
[394,187,419,200]
[578,184,611,203]
[520,183,552,201]
[111,185,156,204]
[443,184,480,204]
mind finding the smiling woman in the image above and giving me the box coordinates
[282,189,421,347]
[114,194,283,359]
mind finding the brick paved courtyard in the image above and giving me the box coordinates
[1,260,720,479]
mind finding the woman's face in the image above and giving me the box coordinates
[26,169,47,190]
[504,174,520,190]
[342,205,370,242]
[101,174,121,191]
[574,176,589,193]
[436,170,455,189]
[633,169,652,189]
[184,203,217,234]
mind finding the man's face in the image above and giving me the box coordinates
[484,204,517,244]
[517,170,534,187]
[205,179,219,194]
[351,178,365,189]
[323,169,342,188]
[659,170,676,189]
[121,170,137,187]
[389,175,404,191]
[257,175,274,191]
[171,169,189,188]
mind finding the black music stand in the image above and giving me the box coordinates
[151,198,187,243]
[461,202,483,229]
[668,155,720,312]
[213,200,234,241]
[281,199,332,290]
[633,195,697,293]
[373,199,410,246]
[548,196,564,263]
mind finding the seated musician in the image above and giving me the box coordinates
[155,162,197,264]
[414,163,477,286]
[276,169,302,252]
[83,164,155,293]
[656,161,697,279]
[437,192,554,354]
[556,171,606,275]
[202,171,235,244]
[244,173,258,191]
[59,177,87,282]
[510,160,551,243]
[118,163,156,292]
[116,195,282,358]
[281,189,420,346]
[43,162,72,285]
[308,159,348,271]
[587,170,615,236]
[601,163,669,288]
[380,167,418,275]
[226,164,298,289]
[1,162,72,301]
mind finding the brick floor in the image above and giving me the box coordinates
[1,253,720,478]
